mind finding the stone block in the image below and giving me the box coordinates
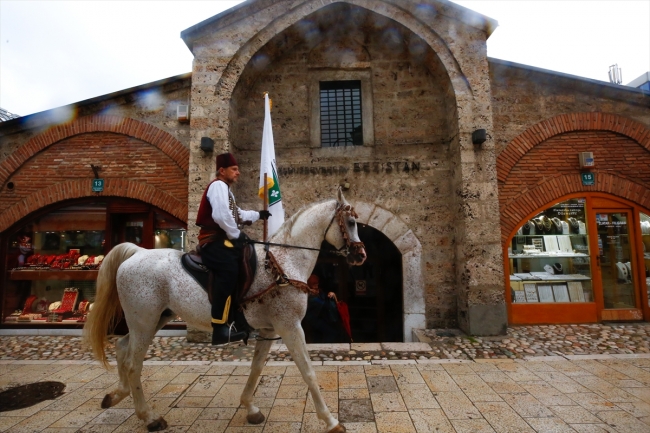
[351,201,375,225]
[393,230,420,254]
[404,314,427,342]
[380,216,410,243]
[465,304,507,336]
[186,326,211,343]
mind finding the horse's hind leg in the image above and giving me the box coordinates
[125,330,168,432]
[101,334,132,409]
[281,323,344,433]
[240,328,275,425]
[102,310,175,410]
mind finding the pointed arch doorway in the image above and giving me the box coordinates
[302,225,403,343]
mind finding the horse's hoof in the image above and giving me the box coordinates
[247,411,265,424]
[101,394,112,409]
[146,417,168,432]
[327,424,346,433]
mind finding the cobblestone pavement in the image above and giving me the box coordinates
[2,354,650,432]
[2,323,650,362]
[2,324,650,432]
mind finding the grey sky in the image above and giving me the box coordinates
[1,0,648,117]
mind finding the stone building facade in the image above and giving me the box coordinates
[1,0,649,339]
[181,0,504,339]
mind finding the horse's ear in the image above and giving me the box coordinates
[337,186,347,204]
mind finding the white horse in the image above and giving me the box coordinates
[83,189,366,433]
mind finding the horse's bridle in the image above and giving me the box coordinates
[324,202,366,257]
[248,202,366,257]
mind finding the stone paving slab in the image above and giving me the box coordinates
[2,357,650,432]
[1,324,650,431]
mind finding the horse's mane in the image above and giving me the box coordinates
[270,198,336,241]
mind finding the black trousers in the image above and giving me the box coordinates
[200,239,239,325]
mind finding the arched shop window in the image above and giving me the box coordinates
[508,198,593,305]
[508,195,650,324]
[3,198,186,326]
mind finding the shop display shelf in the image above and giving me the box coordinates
[8,270,98,281]
[509,253,589,259]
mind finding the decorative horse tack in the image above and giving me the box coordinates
[247,201,366,304]
[83,190,366,433]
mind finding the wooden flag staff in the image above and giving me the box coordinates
[263,174,268,242]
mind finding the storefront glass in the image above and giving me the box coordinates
[640,212,650,307]
[3,200,187,326]
[509,198,594,304]
[596,212,635,309]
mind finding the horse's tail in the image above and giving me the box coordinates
[83,242,142,369]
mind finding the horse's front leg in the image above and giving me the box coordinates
[240,328,275,425]
[281,322,345,433]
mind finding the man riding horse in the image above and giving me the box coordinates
[195,152,271,345]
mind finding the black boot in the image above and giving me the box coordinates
[212,323,248,345]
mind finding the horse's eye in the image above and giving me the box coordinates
[347,220,356,228]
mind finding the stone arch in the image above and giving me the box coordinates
[215,0,471,105]
[500,173,650,244]
[497,112,650,183]
[351,199,424,342]
[0,178,187,233]
[0,115,189,188]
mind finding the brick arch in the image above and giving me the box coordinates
[0,178,187,233]
[216,0,471,105]
[500,173,650,244]
[0,115,189,187]
[497,112,650,183]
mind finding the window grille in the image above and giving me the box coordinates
[320,80,363,147]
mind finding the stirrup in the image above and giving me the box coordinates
[228,322,250,346]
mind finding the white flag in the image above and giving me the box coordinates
[258,93,285,236]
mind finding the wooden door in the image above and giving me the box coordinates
[591,208,643,321]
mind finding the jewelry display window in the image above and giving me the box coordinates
[4,203,106,325]
[3,199,189,327]
[509,198,594,304]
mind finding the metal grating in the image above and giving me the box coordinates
[320,80,363,147]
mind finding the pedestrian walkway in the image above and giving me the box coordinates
[2,323,649,363]
[0,324,650,432]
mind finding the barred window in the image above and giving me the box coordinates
[320,80,363,147]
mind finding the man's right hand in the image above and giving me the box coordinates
[259,210,272,220]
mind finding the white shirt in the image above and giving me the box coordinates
[207,180,260,239]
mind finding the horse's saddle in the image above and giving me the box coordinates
[180,243,258,304]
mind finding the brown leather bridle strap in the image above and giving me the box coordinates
[241,250,317,304]
[241,202,365,305]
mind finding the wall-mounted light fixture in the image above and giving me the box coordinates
[579,152,594,169]
[472,129,487,146]
[90,164,102,178]
[177,105,189,123]
[200,137,215,152]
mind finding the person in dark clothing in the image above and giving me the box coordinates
[195,153,271,345]
[302,274,349,343]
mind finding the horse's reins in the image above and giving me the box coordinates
[240,202,366,306]
[245,202,362,257]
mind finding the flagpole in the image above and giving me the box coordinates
[263,173,269,242]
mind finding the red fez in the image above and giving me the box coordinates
[307,274,319,286]
[216,153,238,170]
